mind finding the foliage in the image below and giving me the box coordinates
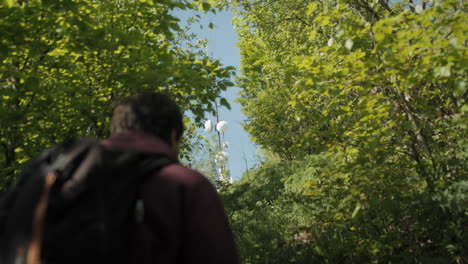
[183,132,220,183]
[0,0,234,188]
[184,129,233,186]
[222,154,468,263]
[233,0,467,171]
[234,0,317,159]
[221,0,468,263]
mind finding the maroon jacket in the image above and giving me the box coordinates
[101,131,240,264]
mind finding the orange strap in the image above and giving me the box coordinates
[26,172,57,264]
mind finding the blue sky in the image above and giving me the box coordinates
[174,9,260,180]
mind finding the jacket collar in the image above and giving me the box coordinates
[101,130,178,160]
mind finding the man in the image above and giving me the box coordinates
[101,92,240,264]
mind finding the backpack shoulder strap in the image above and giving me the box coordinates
[137,153,177,179]
[132,153,177,224]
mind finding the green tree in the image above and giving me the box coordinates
[221,0,467,262]
[233,0,318,160]
[232,0,467,174]
[229,0,468,188]
[0,0,234,188]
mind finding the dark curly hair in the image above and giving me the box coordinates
[110,92,184,142]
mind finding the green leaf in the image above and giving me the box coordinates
[220,98,231,110]
[351,204,361,218]
[455,81,467,96]
[202,2,211,12]
[435,65,451,77]
[2,0,13,7]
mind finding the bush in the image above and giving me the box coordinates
[221,154,468,263]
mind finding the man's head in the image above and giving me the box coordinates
[110,92,184,148]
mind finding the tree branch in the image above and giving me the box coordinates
[350,0,380,23]
[1,141,14,167]
[408,0,416,12]
[378,0,393,13]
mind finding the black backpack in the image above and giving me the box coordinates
[0,139,175,264]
